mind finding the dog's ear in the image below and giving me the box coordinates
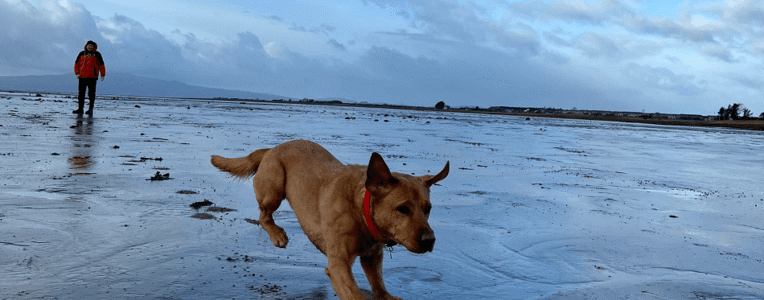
[424,161,450,187]
[366,152,399,193]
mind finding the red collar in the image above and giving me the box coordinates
[363,190,384,241]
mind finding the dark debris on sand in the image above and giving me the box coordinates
[191,213,216,220]
[190,199,213,209]
[148,171,171,181]
[206,207,237,213]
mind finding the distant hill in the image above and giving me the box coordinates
[0,73,291,100]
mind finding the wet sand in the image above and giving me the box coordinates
[1,91,763,299]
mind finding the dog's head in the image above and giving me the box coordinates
[365,153,449,254]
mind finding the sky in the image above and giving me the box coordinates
[1,0,762,115]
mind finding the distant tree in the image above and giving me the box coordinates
[718,107,726,120]
[760,112,764,119]
[435,101,446,109]
[727,103,741,120]
[743,108,752,120]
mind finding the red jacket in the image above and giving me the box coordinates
[74,42,105,79]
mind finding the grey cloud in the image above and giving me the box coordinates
[507,0,747,64]
[375,29,462,46]
[0,0,101,74]
[547,0,630,25]
[232,32,269,68]
[620,15,720,43]
[327,39,347,51]
[730,75,762,90]
[665,55,682,64]
[623,63,703,96]
[722,0,764,27]
[97,14,185,77]
[509,0,629,25]
[573,32,622,60]
[489,22,541,56]
[367,0,545,57]
[541,51,570,65]
[543,31,571,47]
[700,44,736,63]
[289,22,338,36]
[509,0,723,44]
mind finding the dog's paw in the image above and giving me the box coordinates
[373,291,402,300]
[269,228,289,248]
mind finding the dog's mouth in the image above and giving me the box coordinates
[408,242,435,254]
[401,232,436,254]
[417,239,436,253]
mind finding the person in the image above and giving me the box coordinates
[73,40,105,115]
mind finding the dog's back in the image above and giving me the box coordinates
[211,140,343,180]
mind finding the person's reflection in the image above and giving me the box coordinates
[68,115,95,172]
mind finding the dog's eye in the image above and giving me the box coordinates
[396,206,411,215]
[423,204,432,215]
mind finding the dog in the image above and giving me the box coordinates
[211,139,449,300]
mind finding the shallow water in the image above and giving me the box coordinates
[1,92,763,299]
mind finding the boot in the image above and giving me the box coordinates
[74,97,85,114]
[86,100,94,115]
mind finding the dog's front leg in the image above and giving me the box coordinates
[361,247,401,300]
[326,254,365,300]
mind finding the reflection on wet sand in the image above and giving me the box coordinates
[69,115,95,174]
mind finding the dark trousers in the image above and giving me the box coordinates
[77,78,97,111]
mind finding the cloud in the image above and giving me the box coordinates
[623,63,703,96]
[509,0,630,25]
[264,41,292,59]
[700,43,736,62]
[268,12,337,36]
[543,31,571,47]
[721,0,764,27]
[0,0,100,74]
[288,22,337,36]
[489,22,541,56]
[621,14,724,44]
[573,31,622,60]
[1,0,761,115]
[327,39,347,51]
[730,75,763,90]
[506,0,752,63]
[97,14,185,77]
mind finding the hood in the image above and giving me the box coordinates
[84,40,98,51]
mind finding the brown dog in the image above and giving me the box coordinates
[211,140,449,300]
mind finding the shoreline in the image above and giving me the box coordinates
[6,90,764,132]
[221,98,764,132]
[484,111,764,131]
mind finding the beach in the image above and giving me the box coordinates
[2,91,763,299]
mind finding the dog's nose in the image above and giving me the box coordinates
[419,231,436,252]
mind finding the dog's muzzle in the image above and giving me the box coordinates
[417,229,436,253]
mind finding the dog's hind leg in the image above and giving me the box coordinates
[253,168,289,248]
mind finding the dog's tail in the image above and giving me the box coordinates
[211,148,270,179]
